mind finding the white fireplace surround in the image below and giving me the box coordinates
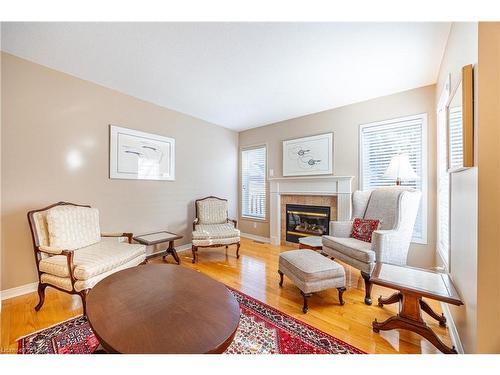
[269,176,354,245]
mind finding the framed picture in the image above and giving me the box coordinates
[282,133,333,176]
[109,125,175,180]
[447,64,474,172]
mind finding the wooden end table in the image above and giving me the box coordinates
[370,262,463,354]
[86,264,240,353]
[133,231,182,264]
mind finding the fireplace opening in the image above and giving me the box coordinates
[285,204,330,243]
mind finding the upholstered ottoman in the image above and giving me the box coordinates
[278,249,346,313]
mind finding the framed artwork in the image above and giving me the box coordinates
[282,133,333,176]
[447,64,474,172]
[109,125,175,180]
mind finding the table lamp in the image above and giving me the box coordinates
[383,153,418,185]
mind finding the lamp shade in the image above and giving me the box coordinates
[383,153,419,183]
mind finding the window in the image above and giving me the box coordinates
[241,146,266,220]
[359,114,427,244]
[437,81,451,266]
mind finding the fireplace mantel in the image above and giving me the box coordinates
[269,176,353,245]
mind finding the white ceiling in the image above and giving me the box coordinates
[1,22,451,131]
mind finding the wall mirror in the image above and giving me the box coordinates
[447,64,474,171]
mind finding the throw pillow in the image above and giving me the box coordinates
[351,218,380,243]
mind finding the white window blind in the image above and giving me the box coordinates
[437,84,450,267]
[241,146,266,220]
[448,106,463,170]
[360,114,427,243]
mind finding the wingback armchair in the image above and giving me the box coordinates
[28,202,147,314]
[322,187,421,305]
[191,196,240,263]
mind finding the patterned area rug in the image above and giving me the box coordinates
[18,288,364,354]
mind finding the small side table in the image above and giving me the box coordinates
[298,236,323,251]
[133,231,183,264]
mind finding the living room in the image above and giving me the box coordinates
[1,1,500,371]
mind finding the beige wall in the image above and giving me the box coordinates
[476,22,500,353]
[1,53,238,291]
[239,85,437,268]
[435,22,479,353]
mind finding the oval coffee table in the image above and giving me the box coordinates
[86,264,240,353]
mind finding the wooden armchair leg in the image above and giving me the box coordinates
[236,242,240,259]
[361,271,373,305]
[80,290,89,316]
[191,245,198,264]
[278,270,284,287]
[337,287,346,305]
[34,283,47,311]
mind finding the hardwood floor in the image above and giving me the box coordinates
[1,237,452,354]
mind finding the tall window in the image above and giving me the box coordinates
[359,114,427,244]
[241,146,266,220]
[437,81,451,267]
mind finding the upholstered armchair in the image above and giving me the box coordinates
[322,187,421,305]
[28,202,146,314]
[191,196,240,263]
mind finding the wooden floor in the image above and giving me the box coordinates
[1,237,453,354]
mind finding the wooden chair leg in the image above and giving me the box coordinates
[236,242,240,259]
[301,291,312,313]
[80,290,89,316]
[337,287,346,305]
[278,270,284,287]
[191,245,197,263]
[361,271,373,305]
[34,283,47,311]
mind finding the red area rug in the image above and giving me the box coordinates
[17,288,364,354]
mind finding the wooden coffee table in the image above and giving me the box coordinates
[86,264,240,353]
[370,262,463,354]
[133,231,183,264]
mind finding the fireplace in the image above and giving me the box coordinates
[285,204,330,243]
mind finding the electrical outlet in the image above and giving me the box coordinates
[269,168,274,177]
[253,222,257,229]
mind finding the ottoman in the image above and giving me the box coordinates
[278,249,346,313]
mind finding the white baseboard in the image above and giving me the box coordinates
[1,282,38,301]
[1,243,194,302]
[240,232,270,243]
[441,302,464,354]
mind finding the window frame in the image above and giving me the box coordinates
[240,144,268,222]
[358,113,428,244]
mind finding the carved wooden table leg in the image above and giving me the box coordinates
[378,292,402,307]
[163,240,181,265]
[372,291,457,354]
[420,298,447,327]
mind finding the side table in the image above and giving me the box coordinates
[133,231,183,264]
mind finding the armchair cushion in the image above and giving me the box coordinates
[40,255,145,292]
[322,235,375,263]
[351,218,380,243]
[39,240,146,280]
[46,206,101,249]
[192,223,240,240]
[328,220,354,238]
[197,199,228,224]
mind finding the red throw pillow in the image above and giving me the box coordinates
[351,218,380,243]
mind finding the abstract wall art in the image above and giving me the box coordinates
[109,125,175,180]
[282,133,333,176]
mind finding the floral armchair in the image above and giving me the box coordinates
[28,202,146,314]
[191,196,240,263]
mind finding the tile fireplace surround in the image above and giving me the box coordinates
[269,176,354,246]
